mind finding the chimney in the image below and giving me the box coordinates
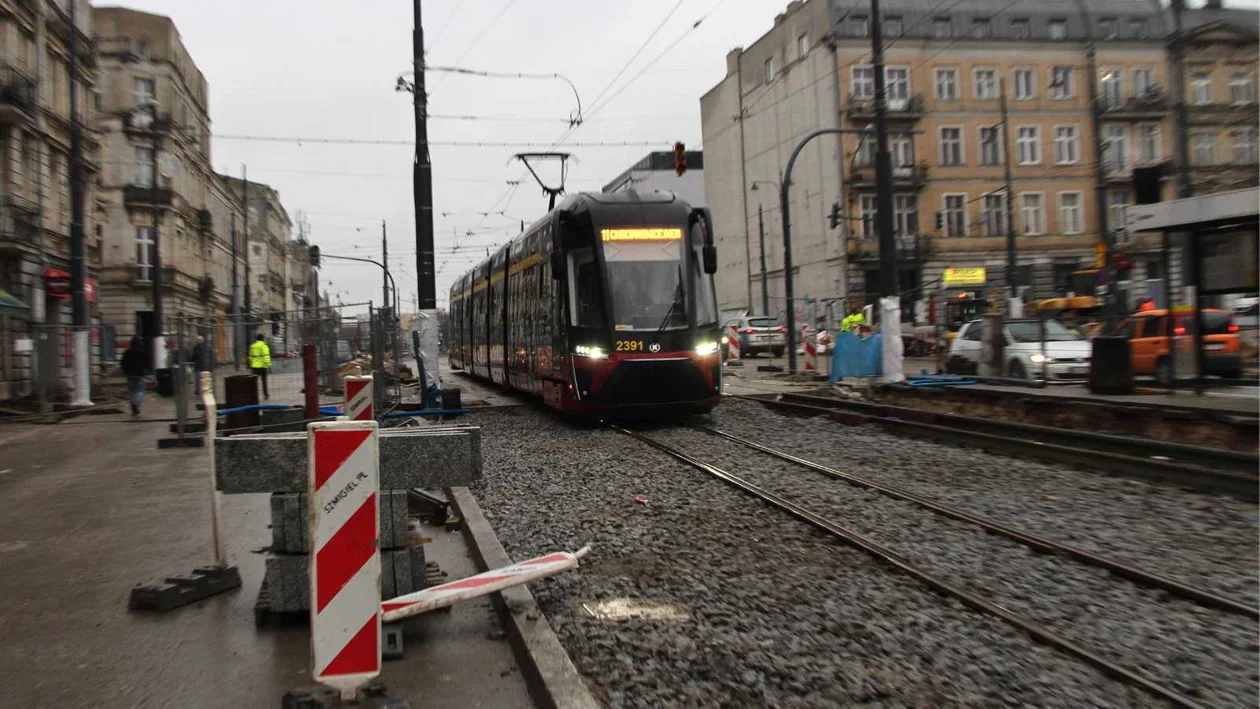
[774,12,786,26]
[726,47,743,76]
[787,1,804,14]
[1204,0,1222,8]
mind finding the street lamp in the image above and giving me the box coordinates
[749,180,780,317]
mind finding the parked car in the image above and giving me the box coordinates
[948,319,1092,381]
[1121,307,1243,383]
[722,316,787,358]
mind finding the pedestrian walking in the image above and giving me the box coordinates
[120,336,149,416]
[191,335,210,393]
[249,333,272,400]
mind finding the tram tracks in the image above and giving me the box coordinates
[615,424,1258,709]
[737,392,1259,501]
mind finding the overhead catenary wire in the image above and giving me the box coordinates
[212,134,671,148]
[430,0,521,92]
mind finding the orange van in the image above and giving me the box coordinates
[1121,307,1244,383]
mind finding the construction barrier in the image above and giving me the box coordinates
[344,376,373,421]
[726,322,741,363]
[308,420,382,700]
[829,331,883,382]
[803,325,817,371]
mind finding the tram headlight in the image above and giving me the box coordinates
[574,345,606,359]
[694,341,719,356]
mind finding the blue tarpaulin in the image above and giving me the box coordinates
[829,331,883,382]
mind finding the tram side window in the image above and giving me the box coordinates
[690,223,718,326]
[568,248,605,329]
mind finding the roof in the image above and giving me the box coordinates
[829,0,1171,42]
[602,150,704,193]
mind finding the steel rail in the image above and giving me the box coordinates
[736,394,1258,501]
[615,426,1207,709]
[695,424,1258,620]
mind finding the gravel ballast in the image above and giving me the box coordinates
[648,422,1259,708]
[713,397,1260,603]
[467,407,1178,707]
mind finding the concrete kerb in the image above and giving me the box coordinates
[446,487,599,709]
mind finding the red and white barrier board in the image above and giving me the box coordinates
[344,376,373,421]
[727,323,741,361]
[308,420,381,700]
[803,326,817,371]
[381,547,591,623]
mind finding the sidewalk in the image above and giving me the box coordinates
[0,394,532,707]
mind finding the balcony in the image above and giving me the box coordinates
[846,233,932,262]
[1100,89,1169,119]
[848,161,929,189]
[846,93,925,121]
[122,110,173,138]
[123,184,174,209]
[0,63,36,125]
[0,196,39,253]
[1188,99,1259,125]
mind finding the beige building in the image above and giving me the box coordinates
[700,0,1258,325]
[220,175,295,351]
[94,6,244,360]
[0,0,100,401]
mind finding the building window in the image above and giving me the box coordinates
[1108,190,1129,233]
[935,68,958,100]
[132,77,155,109]
[1133,68,1153,97]
[1103,125,1127,172]
[1013,68,1035,100]
[943,194,967,237]
[135,39,150,60]
[764,57,776,83]
[972,18,991,38]
[1054,126,1079,164]
[136,226,155,280]
[886,67,909,101]
[852,66,874,99]
[893,194,918,236]
[848,15,869,38]
[1129,18,1148,39]
[1051,66,1074,99]
[1059,193,1083,234]
[1229,72,1255,104]
[974,68,997,99]
[1049,20,1067,40]
[1017,126,1040,164]
[1232,128,1256,164]
[855,135,875,166]
[1011,18,1030,40]
[1100,68,1124,108]
[884,16,903,37]
[981,193,1007,236]
[859,195,878,238]
[797,33,808,60]
[933,18,952,38]
[135,146,155,186]
[1191,72,1211,105]
[1138,123,1160,163]
[892,135,915,167]
[1099,18,1117,40]
[979,126,1003,166]
[1021,193,1045,235]
[1191,132,1215,165]
[940,127,963,166]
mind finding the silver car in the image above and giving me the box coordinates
[724,316,787,358]
[948,319,1091,380]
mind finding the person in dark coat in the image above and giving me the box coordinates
[120,336,149,416]
[191,335,210,393]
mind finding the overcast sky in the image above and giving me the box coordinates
[108,0,1256,310]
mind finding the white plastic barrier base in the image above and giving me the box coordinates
[881,297,905,383]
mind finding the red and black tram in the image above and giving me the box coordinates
[448,191,722,416]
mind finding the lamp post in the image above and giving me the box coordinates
[750,180,779,318]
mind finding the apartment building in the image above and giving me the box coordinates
[0,0,100,401]
[219,175,295,349]
[94,6,243,358]
[700,0,1258,323]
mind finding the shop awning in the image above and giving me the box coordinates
[0,287,28,317]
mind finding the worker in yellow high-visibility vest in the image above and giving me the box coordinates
[249,333,272,400]
[840,304,866,332]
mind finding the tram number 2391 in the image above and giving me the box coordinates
[615,340,645,352]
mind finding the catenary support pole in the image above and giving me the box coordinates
[870,0,899,316]
[758,205,769,316]
[68,0,90,405]
[151,130,166,371]
[1000,78,1020,316]
[413,0,435,309]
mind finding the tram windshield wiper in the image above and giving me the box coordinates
[654,274,684,338]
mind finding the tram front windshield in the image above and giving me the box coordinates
[603,237,685,331]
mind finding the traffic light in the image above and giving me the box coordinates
[828,202,842,229]
[934,211,943,230]
[309,244,321,267]
[673,141,687,176]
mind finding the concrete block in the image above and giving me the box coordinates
[269,490,410,552]
[259,407,308,433]
[216,426,482,493]
[263,546,426,612]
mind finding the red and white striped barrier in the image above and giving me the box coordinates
[381,547,591,623]
[344,375,373,421]
[308,420,381,700]
[803,326,817,371]
[726,322,741,362]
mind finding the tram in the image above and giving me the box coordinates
[447,191,722,416]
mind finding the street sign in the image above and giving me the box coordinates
[308,421,381,700]
[943,267,986,286]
